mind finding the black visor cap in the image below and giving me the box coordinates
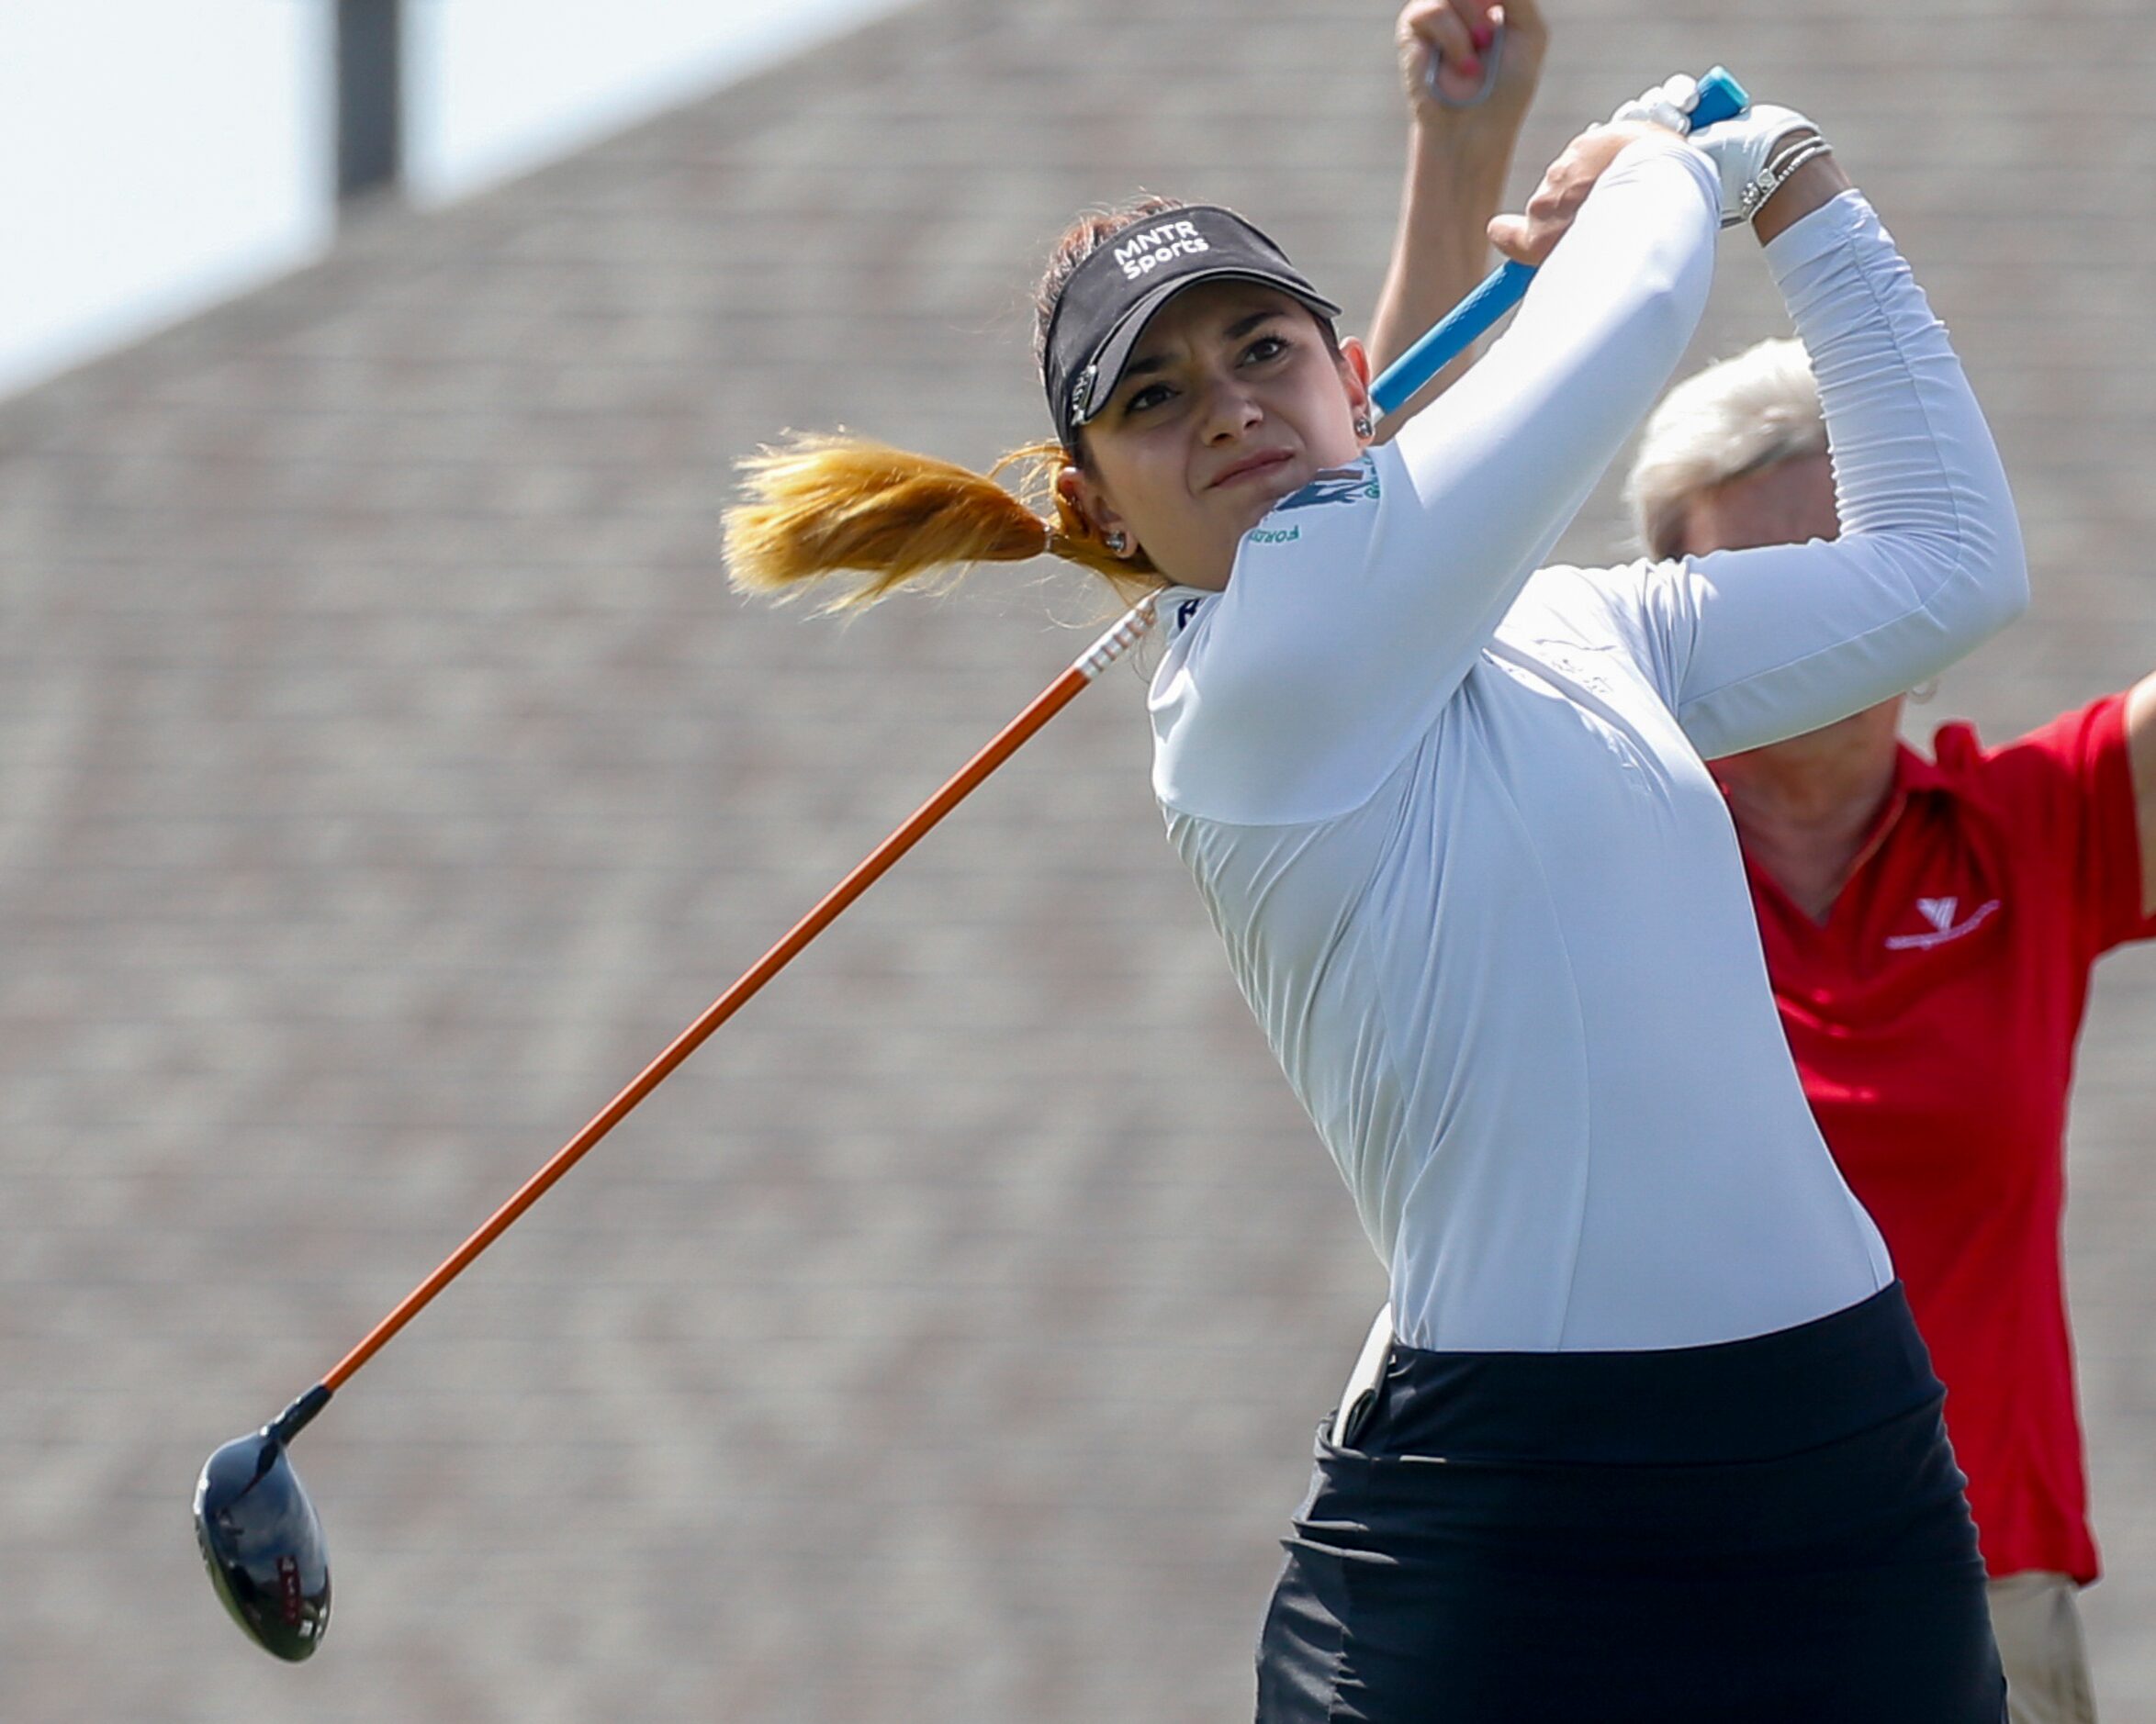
[1043,206,1341,451]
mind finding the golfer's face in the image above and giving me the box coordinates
[1080,283,1368,589]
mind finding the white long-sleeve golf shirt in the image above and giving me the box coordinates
[1149,139,2027,1352]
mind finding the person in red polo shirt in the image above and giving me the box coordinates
[1621,336,2156,1724]
[1374,9,2156,1719]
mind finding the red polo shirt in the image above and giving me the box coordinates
[1737,692,2153,1583]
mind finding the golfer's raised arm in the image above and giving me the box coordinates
[1626,156,2029,760]
[1386,132,1716,613]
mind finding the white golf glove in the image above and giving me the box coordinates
[1609,73,1701,137]
[1689,103,1827,227]
[1611,77,1826,227]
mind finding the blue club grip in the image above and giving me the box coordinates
[1687,65,1752,128]
[1370,66,1751,416]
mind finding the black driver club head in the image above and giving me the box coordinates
[194,1420,331,1661]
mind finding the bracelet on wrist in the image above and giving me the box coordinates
[1737,134,1834,225]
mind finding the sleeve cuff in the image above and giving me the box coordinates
[1762,186,1874,283]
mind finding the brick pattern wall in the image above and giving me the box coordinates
[3,2,2151,1718]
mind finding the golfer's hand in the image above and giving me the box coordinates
[1398,0,1547,126]
[1487,120,1663,265]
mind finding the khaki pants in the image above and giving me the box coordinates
[1990,1573,2098,1724]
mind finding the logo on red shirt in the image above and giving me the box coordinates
[1885,894,2001,950]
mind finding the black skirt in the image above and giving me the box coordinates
[1256,1283,2004,1723]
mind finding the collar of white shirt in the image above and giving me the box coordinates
[1153,585,1215,645]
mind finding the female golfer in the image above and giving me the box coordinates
[1379,22,2142,1718]
[725,84,2026,1721]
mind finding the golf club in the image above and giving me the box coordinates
[1373,64,1746,412]
[196,65,1750,1662]
[193,601,1153,1660]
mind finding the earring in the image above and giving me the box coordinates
[1104,531,1128,554]
[1353,415,1373,439]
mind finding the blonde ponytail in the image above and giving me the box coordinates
[724,432,1161,613]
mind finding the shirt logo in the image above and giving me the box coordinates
[1114,220,1210,280]
[1275,465,1379,511]
[1885,896,2001,950]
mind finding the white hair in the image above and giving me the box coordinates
[1623,337,1826,559]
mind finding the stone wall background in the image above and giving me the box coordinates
[4,3,2152,1717]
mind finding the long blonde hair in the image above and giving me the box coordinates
[724,198,1193,612]
[725,435,1159,612]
